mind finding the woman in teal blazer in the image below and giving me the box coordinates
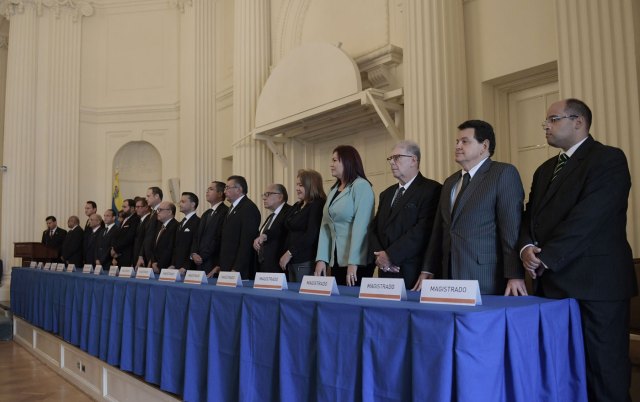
[314,145,375,286]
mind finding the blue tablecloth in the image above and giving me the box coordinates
[10,268,587,402]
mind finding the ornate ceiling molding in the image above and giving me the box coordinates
[0,0,94,21]
[169,0,191,13]
[0,34,8,48]
[0,0,26,19]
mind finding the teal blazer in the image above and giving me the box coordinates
[315,177,375,267]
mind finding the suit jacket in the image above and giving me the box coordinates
[61,226,83,267]
[191,203,229,273]
[219,196,261,279]
[369,173,441,288]
[519,135,637,300]
[284,199,325,264]
[132,214,151,266]
[316,177,375,267]
[83,228,100,266]
[41,227,67,259]
[95,225,119,267]
[257,204,291,273]
[112,214,140,267]
[423,159,524,294]
[172,214,200,269]
[149,219,179,269]
[140,209,160,263]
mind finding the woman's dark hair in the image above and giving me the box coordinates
[332,145,370,188]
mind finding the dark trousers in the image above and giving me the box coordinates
[578,299,631,402]
[330,264,374,286]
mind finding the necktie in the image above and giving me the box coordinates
[49,230,54,237]
[452,172,471,214]
[181,218,187,229]
[551,153,569,182]
[391,186,405,208]
[260,213,275,234]
[155,225,166,245]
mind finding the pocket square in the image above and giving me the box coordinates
[184,228,191,232]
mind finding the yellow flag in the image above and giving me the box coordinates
[112,171,123,212]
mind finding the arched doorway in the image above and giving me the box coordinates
[112,141,162,200]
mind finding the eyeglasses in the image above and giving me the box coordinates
[541,115,578,128]
[262,192,282,198]
[386,154,414,163]
[224,185,239,190]
[156,208,171,212]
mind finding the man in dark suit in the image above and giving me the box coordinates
[83,201,97,229]
[132,198,152,267]
[369,141,441,289]
[41,216,67,261]
[519,98,637,401]
[253,184,291,273]
[148,201,178,273]
[192,181,229,276]
[83,213,103,267]
[111,199,140,267]
[415,120,527,295]
[61,216,83,267]
[136,187,163,268]
[95,209,119,268]
[217,175,261,279]
[170,192,200,274]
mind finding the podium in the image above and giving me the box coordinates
[14,242,59,267]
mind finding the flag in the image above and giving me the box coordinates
[112,170,123,214]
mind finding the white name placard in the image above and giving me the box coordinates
[65,263,75,272]
[136,267,154,280]
[37,262,44,269]
[216,272,242,287]
[93,265,102,275]
[419,279,482,306]
[44,263,52,270]
[253,272,288,290]
[108,266,119,277]
[82,264,93,274]
[158,268,182,282]
[55,263,65,272]
[29,262,37,268]
[299,275,339,296]
[184,270,208,285]
[359,278,406,301]
[119,266,134,278]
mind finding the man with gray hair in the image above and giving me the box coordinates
[369,140,442,288]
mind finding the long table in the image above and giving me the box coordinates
[10,268,587,401]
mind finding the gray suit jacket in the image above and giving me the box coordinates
[423,159,525,294]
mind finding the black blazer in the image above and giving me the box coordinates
[519,135,637,300]
[41,228,67,259]
[257,204,291,273]
[83,228,100,266]
[172,214,200,269]
[284,199,325,264]
[133,213,154,265]
[191,204,229,273]
[95,225,119,267]
[61,226,83,267]
[149,219,179,269]
[219,197,261,279]
[369,173,441,288]
[140,209,160,263]
[112,214,140,267]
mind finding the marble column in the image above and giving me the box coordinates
[555,0,640,251]
[1,1,38,297]
[404,0,468,182]
[232,0,272,204]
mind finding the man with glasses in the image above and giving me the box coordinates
[414,120,527,296]
[192,181,229,277]
[253,184,291,274]
[519,98,636,401]
[147,201,178,273]
[132,198,151,267]
[217,175,261,279]
[369,140,441,289]
[136,187,163,268]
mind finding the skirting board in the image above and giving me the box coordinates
[12,317,179,402]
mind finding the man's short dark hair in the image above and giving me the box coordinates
[123,198,135,208]
[45,216,56,222]
[86,201,97,209]
[213,181,226,201]
[182,192,199,209]
[228,175,248,194]
[149,186,163,200]
[457,120,496,157]
[273,184,288,203]
[135,198,148,207]
[564,98,592,131]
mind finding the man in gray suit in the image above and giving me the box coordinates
[413,120,527,295]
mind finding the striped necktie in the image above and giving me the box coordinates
[552,153,569,182]
[391,186,405,209]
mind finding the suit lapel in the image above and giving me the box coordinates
[451,159,492,223]
[441,173,459,226]
[386,174,423,223]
